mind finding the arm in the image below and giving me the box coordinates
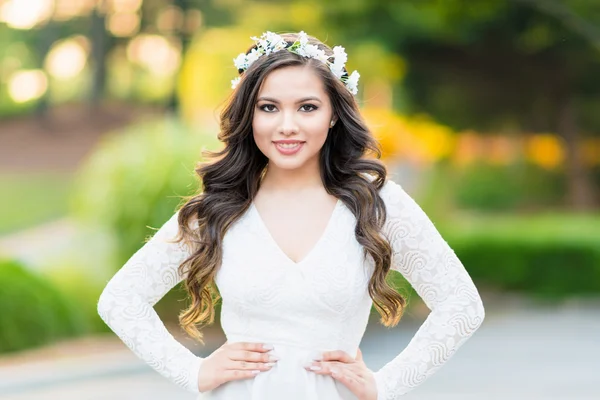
[97,211,203,393]
[373,180,485,399]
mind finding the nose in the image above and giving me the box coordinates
[278,110,299,136]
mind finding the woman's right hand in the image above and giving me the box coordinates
[197,341,279,392]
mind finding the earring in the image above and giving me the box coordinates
[330,120,335,128]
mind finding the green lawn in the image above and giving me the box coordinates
[0,172,73,235]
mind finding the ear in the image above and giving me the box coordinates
[330,115,338,128]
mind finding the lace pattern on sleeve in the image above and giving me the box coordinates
[374,180,485,399]
[97,211,203,393]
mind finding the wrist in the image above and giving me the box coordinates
[372,371,387,400]
[190,356,205,393]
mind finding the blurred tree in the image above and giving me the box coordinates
[326,0,600,209]
[90,1,109,107]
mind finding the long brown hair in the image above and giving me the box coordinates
[173,32,405,343]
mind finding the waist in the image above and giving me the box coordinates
[225,335,356,362]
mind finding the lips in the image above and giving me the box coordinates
[272,140,305,144]
[273,140,305,155]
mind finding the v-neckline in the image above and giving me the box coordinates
[250,198,342,266]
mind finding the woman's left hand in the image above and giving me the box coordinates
[304,348,377,400]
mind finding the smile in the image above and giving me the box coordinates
[273,141,305,155]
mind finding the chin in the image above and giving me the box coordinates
[268,156,309,170]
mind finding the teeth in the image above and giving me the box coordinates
[277,143,301,149]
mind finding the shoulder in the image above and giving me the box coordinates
[358,173,407,209]
[378,178,406,203]
[378,178,421,220]
[379,178,403,196]
[151,210,199,242]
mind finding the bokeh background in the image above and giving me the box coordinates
[1,1,599,399]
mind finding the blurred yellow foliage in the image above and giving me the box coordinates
[353,42,405,84]
[236,2,324,31]
[525,134,565,169]
[452,131,483,167]
[177,27,252,126]
[452,133,520,167]
[362,108,455,165]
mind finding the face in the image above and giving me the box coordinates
[252,65,336,172]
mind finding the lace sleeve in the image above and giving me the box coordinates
[373,180,485,399]
[97,211,203,393]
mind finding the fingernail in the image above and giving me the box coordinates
[331,368,339,376]
[268,355,280,362]
[309,365,321,371]
[265,362,276,367]
[252,370,260,375]
[262,344,274,350]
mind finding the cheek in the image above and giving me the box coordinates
[252,116,273,146]
[303,118,330,143]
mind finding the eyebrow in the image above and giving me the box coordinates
[256,96,322,104]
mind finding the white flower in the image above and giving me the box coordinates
[262,31,286,55]
[329,64,345,79]
[233,31,361,95]
[332,46,348,66]
[295,43,307,57]
[298,31,308,47]
[246,48,262,67]
[265,31,281,45]
[233,53,248,70]
[251,33,270,53]
[315,50,329,64]
[329,46,348,79]
[272,37,288,53]
[303,44,328,63]
[345,70,360,95]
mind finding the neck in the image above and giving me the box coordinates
[260,159,322,193]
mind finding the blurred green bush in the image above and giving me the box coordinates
[70,116,220,268]
[69,116,220,325]
[444,213,600,297]
[451,161,567,211]
[385,212,600,307]
[0,259,86,354]
[44,266,113,334]
[0,172,73,234]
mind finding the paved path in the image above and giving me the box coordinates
[1,298,599,400]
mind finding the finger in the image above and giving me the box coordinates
[330,367,365,388]
[306,361,356,375]
[226,360,276,371]
[221,369,262,383]
[306,361,367,379]
[305,360,341,374]
[228,342,273,352]
[229,349,279,363]
[355,348,363,361]
[320,350,355,364]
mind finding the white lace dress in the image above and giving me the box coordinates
[97,179,485,400]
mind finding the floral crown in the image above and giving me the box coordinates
[231,31,360,95]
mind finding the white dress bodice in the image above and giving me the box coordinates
[97,179,485,400]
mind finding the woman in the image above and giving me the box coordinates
[97,31,485,400]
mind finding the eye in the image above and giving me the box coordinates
[259,104,277,112]
[300,104,318,112]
